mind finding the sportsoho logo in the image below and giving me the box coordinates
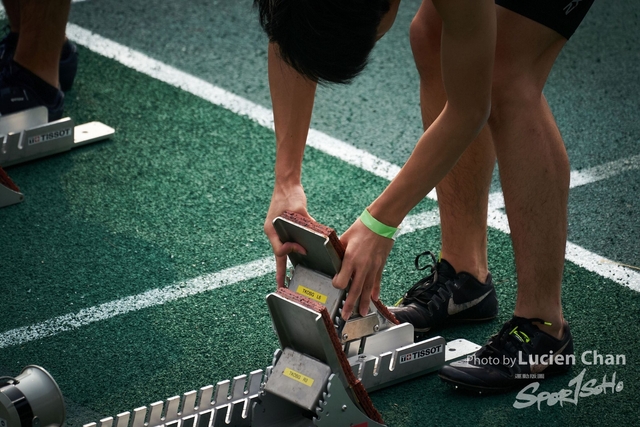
[513,350,626,411]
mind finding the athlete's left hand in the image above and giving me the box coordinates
[332,218,395,320]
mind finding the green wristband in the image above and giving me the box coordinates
[359,208,398,240]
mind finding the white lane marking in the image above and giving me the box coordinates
[4,196,636,349]
[489,154,640,209]
[65,24,403,184]
[397,208,441,236]
[570,153,640,187]
[3,24,637,349]
[486,209,640,292]
[0,258,275,349]
[398,199,640,293]
[565,243,640,292]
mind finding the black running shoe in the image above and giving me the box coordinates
[0,28,78,92]
[0,30,18,70]
[389,251,498,333]
[0,60,64,121]
[439,316,574,393]
[59,39,78,92]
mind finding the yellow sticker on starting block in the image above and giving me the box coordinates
[296,285,328,304]
[283,368,315,387]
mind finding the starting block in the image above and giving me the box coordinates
[0,106,114,208]
[83,213,480,427]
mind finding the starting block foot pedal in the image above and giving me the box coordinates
[258,289,386,426]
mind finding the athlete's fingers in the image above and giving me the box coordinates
[332,261,351,290]
[275,253,288,288]
[335,268,362,321]
[267,229,306,288]
[372,268,382,302]
[358,273,376,317]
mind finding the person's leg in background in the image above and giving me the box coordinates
[390,0,499,333]
[440,0,595,392]
[13,0,71,88]
[490,7,569,338]
[0,0,77,121]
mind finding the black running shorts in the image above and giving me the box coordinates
[495,0,595,39]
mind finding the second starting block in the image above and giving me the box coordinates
[0,106,114,208]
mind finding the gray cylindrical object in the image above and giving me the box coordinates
[0,365,65,427]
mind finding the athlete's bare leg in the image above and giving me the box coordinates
[411,0,495,282]
[411,1,571,341]
[489,6,569,338]
[11,0,71,87]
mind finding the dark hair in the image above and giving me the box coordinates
[255,0,390,84]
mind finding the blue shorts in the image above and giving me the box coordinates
[496,0,595,39]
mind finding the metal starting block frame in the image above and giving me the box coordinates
[84,369,267,427]
[0,106,115,208]
[281,264,479,392]
[82,215,480,427]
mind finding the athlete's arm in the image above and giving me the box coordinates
[264,0,402,288]
[334,0,497,320]
[264,42,317,287]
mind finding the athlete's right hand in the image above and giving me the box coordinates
[264,183,310,288]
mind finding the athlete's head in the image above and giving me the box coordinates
[255,0,392,84]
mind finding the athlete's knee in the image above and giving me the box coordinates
[409,14,440,81]
[489,73,541,127]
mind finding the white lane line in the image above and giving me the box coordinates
[3,24,635,350]
[570,153,640,187]
[0,208,437,349]
[489,154,640,209]
[565,243,640,291]
[397,208,441,236]
[3,200,636,349]
[486,209,640,292]
[0,258,275,349]
[65,24,402,184]
[485,155,640,292]
[401,192,640,293]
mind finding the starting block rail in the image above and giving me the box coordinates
[0,106,114,208]
[84,369,266,427]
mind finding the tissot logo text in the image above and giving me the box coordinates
[399,344,442,363]
[28,128,73,145]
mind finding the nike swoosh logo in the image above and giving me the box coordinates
[530,341,570,374]
[447,290,492,315]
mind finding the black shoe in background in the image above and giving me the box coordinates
[389,250,498,333]
[0,27,78,93]
[59,39,78,92]
[0,30,18,70]
[0,60,64,121]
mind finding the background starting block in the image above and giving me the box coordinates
[0,106,114,208]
